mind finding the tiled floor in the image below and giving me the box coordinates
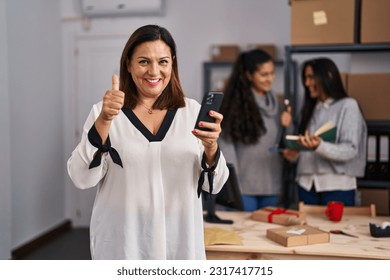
[20,228,91,260]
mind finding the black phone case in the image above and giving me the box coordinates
[194,92,224,131]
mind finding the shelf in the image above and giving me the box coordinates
[366,121,390,133]
[203,61,233,68]
[204,59,284,67]
[286,43,390,54]
[357,180,390,189]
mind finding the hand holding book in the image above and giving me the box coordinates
[284,121,337,150]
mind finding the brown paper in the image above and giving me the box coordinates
[204,227,243,246]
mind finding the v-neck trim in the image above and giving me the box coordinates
[122,108,177,142]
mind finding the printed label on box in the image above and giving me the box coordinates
[313,11,327,25]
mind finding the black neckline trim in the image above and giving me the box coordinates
[121,108,177,142]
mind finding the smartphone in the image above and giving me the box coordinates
[194,91,224,131]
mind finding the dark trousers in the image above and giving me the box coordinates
[241,194,279,212]
[298,185,355,206]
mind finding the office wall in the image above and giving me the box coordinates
[5,0,65,249]
[0,0,12,260]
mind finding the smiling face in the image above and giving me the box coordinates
[248,61,275,95]
[127,40,172,100]
[304,65,318,99]
[304,65,327,101]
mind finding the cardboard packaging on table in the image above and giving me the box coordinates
[251,207,306,226]
[267,225,330,247]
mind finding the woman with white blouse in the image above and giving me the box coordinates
[67,25,229,260]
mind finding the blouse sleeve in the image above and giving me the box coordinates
[197,146,230,197]
[67,103,122,189]
[315,99,364,162]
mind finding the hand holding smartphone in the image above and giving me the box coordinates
[194,91,224,131]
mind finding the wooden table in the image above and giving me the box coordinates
[204,211,390,260]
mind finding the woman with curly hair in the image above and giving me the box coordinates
[219,49,291,211]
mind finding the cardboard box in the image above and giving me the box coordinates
[246,44,277,60]
[210,45,239,62]
[359,188,390,216]
[347,73,390,120]
[361,0,390,44]
[290,0,357,45]
[251,207,306,226]
[267,225,329,247]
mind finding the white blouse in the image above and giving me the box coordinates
[67,97,229,260]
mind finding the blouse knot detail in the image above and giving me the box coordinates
[197,147,221,198]
[88,124,123,169]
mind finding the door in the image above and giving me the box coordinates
[74,34,128,226]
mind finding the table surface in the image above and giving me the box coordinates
[204,211,390,260]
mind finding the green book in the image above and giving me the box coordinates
[284,122,337,150]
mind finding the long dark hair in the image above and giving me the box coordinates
[119,24,185,109]
[220,49,273,144]
[298,57,348,133]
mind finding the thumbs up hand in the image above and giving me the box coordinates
[100,74,125,122]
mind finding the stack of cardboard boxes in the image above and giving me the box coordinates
[290,0,390,216]
[251,207,330,247]
[290,0,390,45]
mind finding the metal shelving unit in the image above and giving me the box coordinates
[283,43,390,207]
[203,61,234,94]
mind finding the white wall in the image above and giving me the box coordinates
[0,0,12,260]
[5,0,65,249]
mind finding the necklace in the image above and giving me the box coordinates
[139,101,153,114]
